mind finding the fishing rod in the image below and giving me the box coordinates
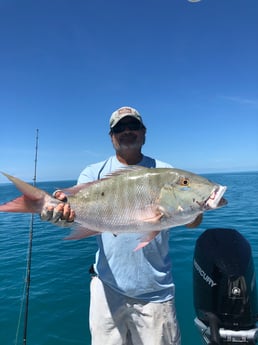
[15,129,39,345]
[23,128,39,345]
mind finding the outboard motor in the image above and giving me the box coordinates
[193,228,258,344]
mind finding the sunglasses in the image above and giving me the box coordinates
[111,122,144,134]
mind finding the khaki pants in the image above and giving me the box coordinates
[89,277,181,345]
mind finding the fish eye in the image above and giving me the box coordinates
[179,177,190,187]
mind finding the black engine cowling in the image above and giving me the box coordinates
[193,228,258,344]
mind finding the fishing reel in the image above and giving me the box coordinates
[193,228,258,345]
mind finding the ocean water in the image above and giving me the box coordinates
[0,171,258,345]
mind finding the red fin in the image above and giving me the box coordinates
[64,227,101,240]
[0,172,48,213]
[0,195,42,213]
[1,172,46,200]
[133,231,160,251]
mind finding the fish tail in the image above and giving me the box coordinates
[0,172,48,213]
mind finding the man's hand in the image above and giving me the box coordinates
[40,190,75,225]
[186,214,203,228]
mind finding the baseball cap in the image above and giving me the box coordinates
[109,106,144,128]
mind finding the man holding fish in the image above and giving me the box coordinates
[43,106,203,345]
[0,106,227,345]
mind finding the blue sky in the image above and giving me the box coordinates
[0,0,257,182]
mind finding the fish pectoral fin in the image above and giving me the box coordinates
[134,231,161,251]
[127,205,167,225]
[64,227,101,240]
[142,212,164,223]
[141,206,167,224]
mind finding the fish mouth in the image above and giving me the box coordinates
[204,185,227,210]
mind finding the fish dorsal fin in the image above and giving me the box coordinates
[62,166,147,196]
[62,181,100,196]
[104,165,147,178]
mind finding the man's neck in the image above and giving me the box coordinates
[116,150,143,165]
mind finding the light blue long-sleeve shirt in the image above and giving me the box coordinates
[78,155,175,302]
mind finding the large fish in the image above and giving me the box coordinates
[0,167,227,250]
